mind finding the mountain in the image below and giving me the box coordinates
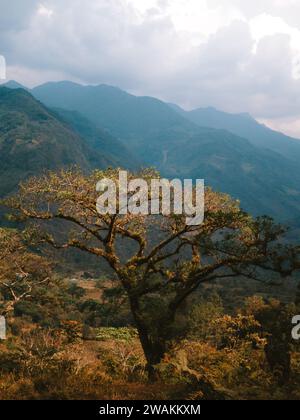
[172,105,300,163]
[2,80,28,90]
[52,108,139,170]
[158,127,300,221]
[30,81,300,222]
[0,87,125,196]
[32,81,194,141]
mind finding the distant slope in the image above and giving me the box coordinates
[32,81,195,141]
[1,80,28,90]
[160,127,300,220]
[31,81,300,222]
[172,105,300,163]
[0,87,120,196]
[52,108,140,170]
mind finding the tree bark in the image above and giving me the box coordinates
[128,294,167,381]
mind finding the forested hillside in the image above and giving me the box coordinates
[0,87,135,196]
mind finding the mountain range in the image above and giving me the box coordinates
[0,86,135,196]
[1,80,300,225]
[170,104,300,163]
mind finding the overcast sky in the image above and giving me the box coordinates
[1,0,300,136]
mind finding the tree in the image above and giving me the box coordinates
[3,168,300,379]
[0,228,52,317]
[244,296,295,385]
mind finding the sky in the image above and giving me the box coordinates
[1,0,300,136]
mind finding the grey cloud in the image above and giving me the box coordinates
[0,0,39,31]
[1,0,300,128]
[153,22,300,119]
[3,0,183,89]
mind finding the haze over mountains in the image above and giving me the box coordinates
[2,80,300,224]
[171,104,300,163]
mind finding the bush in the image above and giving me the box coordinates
[96,327,138,342]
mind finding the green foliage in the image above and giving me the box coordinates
[96,327,138,342]
[67,284,86,299]
[188,292,224,340]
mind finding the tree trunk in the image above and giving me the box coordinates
[265,338,291,385]
[128,295,167,381]
[143,339,167,382]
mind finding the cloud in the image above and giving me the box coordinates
[210,0,300,28]
[0,0,38,30]
[260,116,300,138]
[1,0,300,135]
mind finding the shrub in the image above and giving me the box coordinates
[96,327,138,342]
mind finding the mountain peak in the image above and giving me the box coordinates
[2,80,27,90]
[34,80,83,90]
[238,112,254,120]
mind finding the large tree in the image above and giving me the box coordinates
[3,168,300,378]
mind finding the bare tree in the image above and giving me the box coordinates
[0,228,51,317]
